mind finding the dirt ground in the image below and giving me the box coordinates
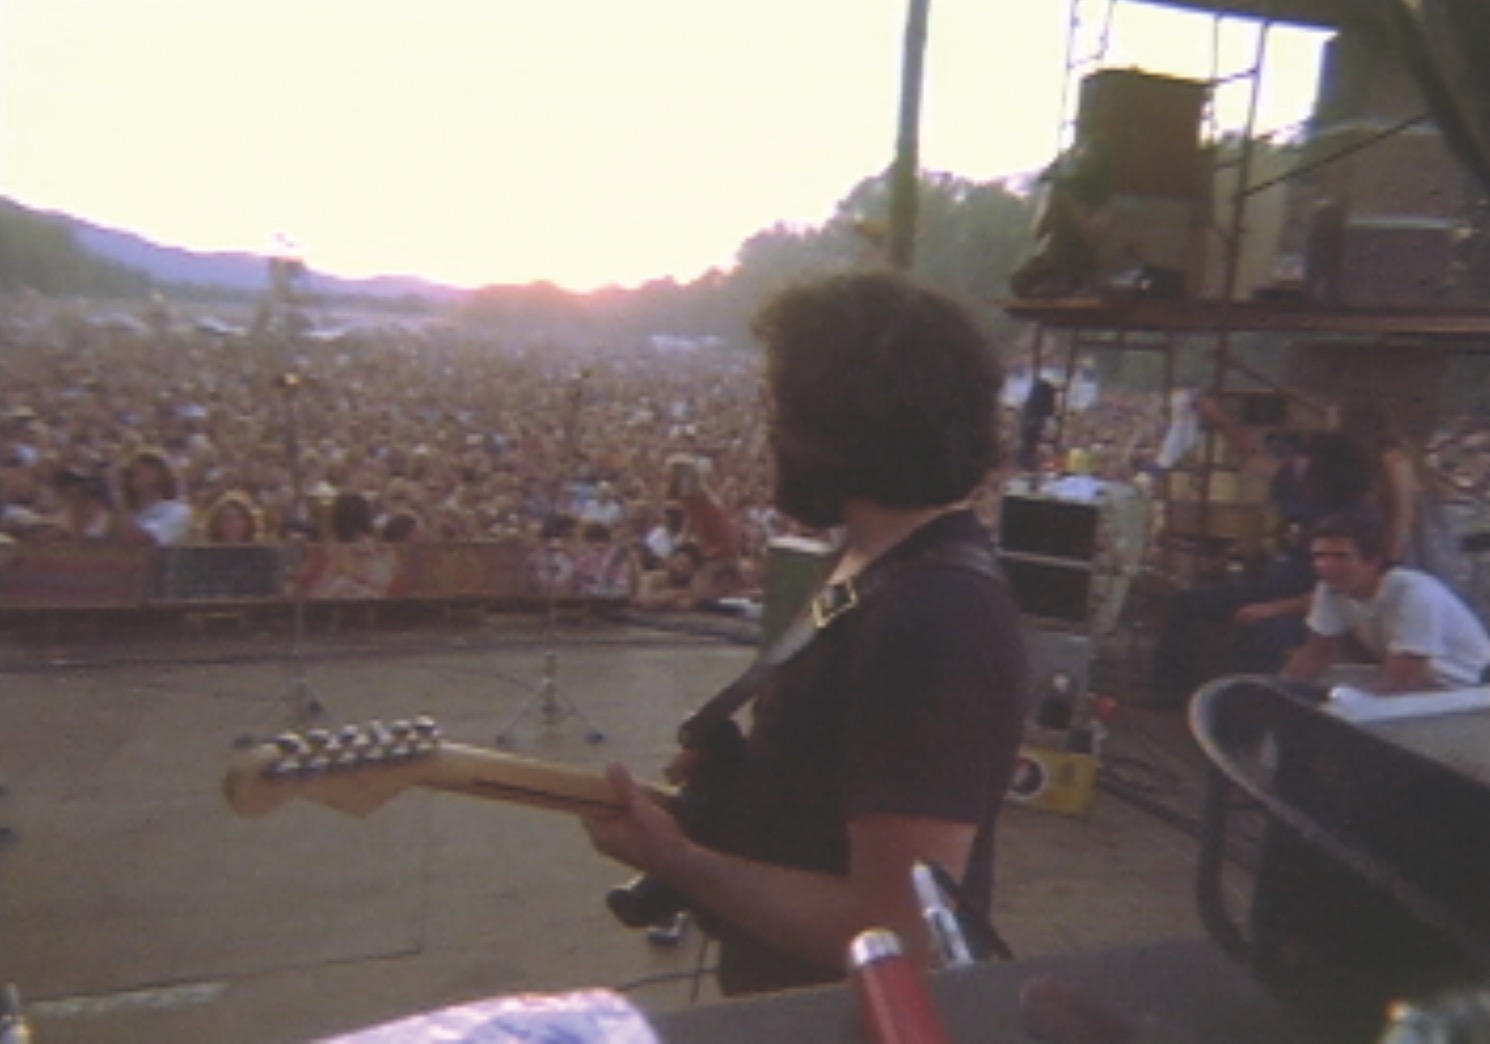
[0,608,1244,1043]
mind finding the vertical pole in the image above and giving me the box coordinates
[1204,17,1272,551]
[1216,18,1271,312]
[1054,331,1082,456]
[888,0,931,271]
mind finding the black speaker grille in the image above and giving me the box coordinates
[998,497,1099,561]
[1000,557,1092,624]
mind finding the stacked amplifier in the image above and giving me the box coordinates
[996,476,1150,638]
[1293,25,1471,307]
[996,477,1153,815]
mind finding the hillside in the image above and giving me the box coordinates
[0,197,464,304]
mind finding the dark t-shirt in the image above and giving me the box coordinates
[711,509,1029,995]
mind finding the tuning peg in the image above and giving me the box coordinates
[378,720,420,759]
[341,725,373,753]
[321,734,349,764]
[328,726,366,769]
[304,728,332,749]
[411,716,441,753]
[264,733,309,776]
[358,721,391,761]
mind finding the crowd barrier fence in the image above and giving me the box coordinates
[0,539,631,615]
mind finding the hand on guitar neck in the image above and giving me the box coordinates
[222,717,674,820]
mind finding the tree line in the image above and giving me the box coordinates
[459,168,1039,351]
[0,199,156,299]
[0,170,1040,346]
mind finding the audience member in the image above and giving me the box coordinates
[634,543,707,610]
[0,452,45,539]
[304,491,397,600]
[328,490,377,543]
[580,482,626,528]
[52,466,121,541]
[199,491,262,544]
[120,449,192,546]
[573,521,633,599]
[1333,397,1470,595]
[639,503,686,572]
[378,511,424,544]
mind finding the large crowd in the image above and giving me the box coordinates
[0,297,792,607]
[3,293,1489,613]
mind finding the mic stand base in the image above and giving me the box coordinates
[281,673,327,727]
[494,649,606,748]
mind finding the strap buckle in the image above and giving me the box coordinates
[811,578,859,628]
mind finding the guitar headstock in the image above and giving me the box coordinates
[224,717,443,818]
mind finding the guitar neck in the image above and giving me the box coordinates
[223,719,673,820]
[417,743,654,816]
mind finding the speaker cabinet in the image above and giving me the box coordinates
[1300,123,1466,222]
[998,482,1151,633]
[1077,69,1208,199]
[1338,217,1459,308]
[997,495,1100,626]
[999,496,1100,561]
[1000,557,1093,626]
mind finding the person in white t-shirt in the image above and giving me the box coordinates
[120,449,193,546]
[1282,509,1490,692]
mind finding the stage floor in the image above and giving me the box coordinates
[0,611,1244,1043]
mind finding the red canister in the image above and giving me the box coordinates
[847,928,950,1044]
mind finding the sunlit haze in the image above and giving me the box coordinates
[0,1,1329,291]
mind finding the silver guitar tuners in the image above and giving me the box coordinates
[260,717,443,777]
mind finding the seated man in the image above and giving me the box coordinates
[1150,428,1370,707]
[1281,509,1490,693]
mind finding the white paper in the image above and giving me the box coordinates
[1323,685,1490,724]
[318,989,660,1044]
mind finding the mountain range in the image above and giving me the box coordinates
[13,198,466,303]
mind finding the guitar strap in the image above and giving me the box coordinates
[674,534,1014,961]
[675,538,1001,747]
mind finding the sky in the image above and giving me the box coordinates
[0,1,1331,292]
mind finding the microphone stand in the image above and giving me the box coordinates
[276,372,326,725]
[495,369,605,747]
[0,984,32,1044]
[0,782,24,1043]
[262,251,325,726]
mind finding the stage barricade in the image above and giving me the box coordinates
[298,542,404,601]
[376,540,529,602]
[149,545,287,603]
[0,538,635,615]
[294,540,542,604]
[0,543,151,610]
